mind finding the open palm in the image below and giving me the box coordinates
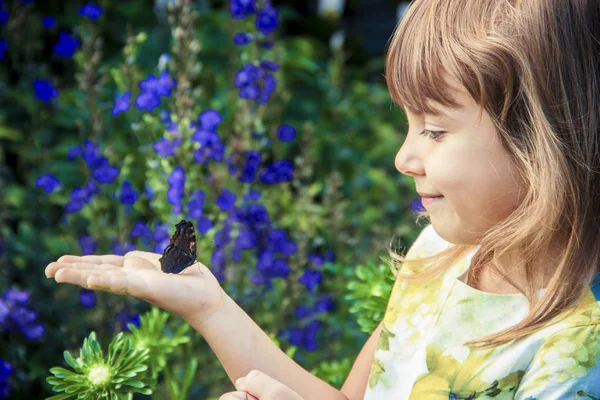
[45,250,226,324]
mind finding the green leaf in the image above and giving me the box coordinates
[180,358,198,399]
[63,351,79,370]
[50,367,77,379]
[46,393,77,400]
[0,125,23,141]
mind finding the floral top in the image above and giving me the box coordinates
[364,224,600,400]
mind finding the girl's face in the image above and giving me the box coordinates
[395,81,526,245]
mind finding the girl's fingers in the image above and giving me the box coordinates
[219,392,258,400]
[53,266,113,288]
[46,262,117,278]
[56,254,125,267]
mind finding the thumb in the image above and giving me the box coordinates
[234,370,303,400]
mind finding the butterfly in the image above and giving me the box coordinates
[158,220,201,274]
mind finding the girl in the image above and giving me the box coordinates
[46,0,600,399]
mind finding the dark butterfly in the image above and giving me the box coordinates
[158,220,200,274]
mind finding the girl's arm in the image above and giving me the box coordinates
[189,292,350,400]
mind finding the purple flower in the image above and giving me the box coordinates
[120,180,140,205]
[299,269,322,292]
[145,184,154,200]
[211,249,226,281]
[233,32,253,46]
[243,189,262,202]
[259,159,294,184]
[33,79,59,103]
[35,173,61,193]
[43,16,56,29]
[153,137,181,157]
[217,188,237,211]
[79,2,103,21]
[79,234,97,255]
[79,289,96,308]
[81,140,102,169]
[53,31,80,58]
[277,124,296,142]
[229,0,257,19]
[0,40,6,62]
[255,3,279,35]
[294,305,312,320]
[198,109,223,131]
[130,221,152,238]
[112,91,131,115]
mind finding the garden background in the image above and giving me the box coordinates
[0,0,427,398]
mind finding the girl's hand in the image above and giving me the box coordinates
[219,370,304,400]
[45,250,226,325]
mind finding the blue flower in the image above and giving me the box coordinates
[112,91,131,115]
[233,32,253,46]
[135,91,160,113]
[217,188,237,211]
[35,173,61,193]
[79,234,97,255]
[0,40,6,62]
[81,140,102,169]
[187,190,205,219]
[130,221,152,238]
[243,189,262,202]
[192,131,225,165]
[167,166,185,188]
[198,109,223,131]
[259,159,294,184]
[91,159,119,184]
[234,62,278,103]
[277,124,296,142]
[229,0,257,19]
[79,289,96,308]
[43,16,56,29]
[299,269,322,292]
[260,60,279,71]
[120,180,140,205]
[145,184,154,200]
[255,2,279,35]
[115,307,141,332]
[0,359,13,399]
[153,137,181,157]
[110,239,135,256]
[0,289,45,341]
[307,252,324,267]
[53,31,80,58]
[410,197,426,213]
[79,2,103,21]
[0,9,8,25]
[294,305,311,320]
[211,249,226,282]
[315,294,335,313]
[197,217,214,234]
[33,79,59,103]
[67,144,82,160]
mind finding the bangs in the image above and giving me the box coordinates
[385,0,499,116]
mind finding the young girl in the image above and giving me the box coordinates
[45,0,600,399]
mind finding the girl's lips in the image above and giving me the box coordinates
[421,195,444,208]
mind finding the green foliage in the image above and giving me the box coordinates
[0,0,423,398]
[46,331,155,400]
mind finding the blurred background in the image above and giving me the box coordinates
[0,0,425,398]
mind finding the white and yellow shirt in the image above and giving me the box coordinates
[364,224,600,399]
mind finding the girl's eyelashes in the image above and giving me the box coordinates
[419,129,446,141]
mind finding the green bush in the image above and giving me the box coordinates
[0,0,421,398]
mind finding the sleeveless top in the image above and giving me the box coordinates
[363,224,600,399]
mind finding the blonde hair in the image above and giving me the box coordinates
[384,0,600,348]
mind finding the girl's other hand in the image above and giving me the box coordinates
[219,370,304,400]
[45,250,226,325]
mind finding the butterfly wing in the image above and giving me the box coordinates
[159,220,197,274]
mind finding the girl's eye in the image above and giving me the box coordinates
[419,129,445,141]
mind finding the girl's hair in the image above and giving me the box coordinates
[383,0,600,348]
